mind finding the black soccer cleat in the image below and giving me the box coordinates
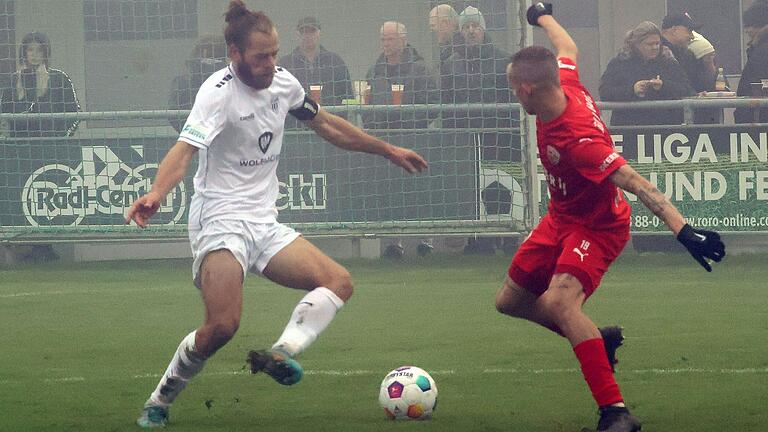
[599,326,624,372]
[597,405,642,432]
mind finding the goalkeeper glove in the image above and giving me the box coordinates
[527,2,553,26]
[676,223,726,272]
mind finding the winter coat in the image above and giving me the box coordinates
[663,38,716,94]
[599,49,694,126]
[735,27,768,123]
[279,45,353,107]
[363,45,439,129]
[1,67,80,137]
[168,57,228,133]
[439,36,515,129]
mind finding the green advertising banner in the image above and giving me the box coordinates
[611,126,767,232]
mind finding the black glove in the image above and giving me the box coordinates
[676,223,726,272]
[527,2,553,26]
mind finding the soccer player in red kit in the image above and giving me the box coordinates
[495,4,726,432]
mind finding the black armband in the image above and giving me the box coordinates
[289,96,319,121]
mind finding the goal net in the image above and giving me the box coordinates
[0,0,534,241]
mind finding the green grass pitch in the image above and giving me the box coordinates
[0,252,766,431]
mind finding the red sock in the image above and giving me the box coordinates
[573,338,623,406]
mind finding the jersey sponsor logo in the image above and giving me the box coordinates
[271,96,279,112]
[546,145,561,165]
[239,112,255,121]
[239,154,279,167]
[215,73,233,88]
[21,145,186,227]
[258,131,274,153]
[181,123,210,141]
[600,152,620,172]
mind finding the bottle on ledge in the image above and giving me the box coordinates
[715,67,727,92]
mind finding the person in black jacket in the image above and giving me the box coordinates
[429,4,462,66]
[1,32,80,138]
[735,0,768,123]
[168,34,228,133]
[660,13,716,94]
[363,21,438,129]
[440,6,514,130]
[599,21,694,126]
[279,17,352,109]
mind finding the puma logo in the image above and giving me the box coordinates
[573,248,589,262]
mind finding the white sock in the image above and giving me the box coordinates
[272,287,344,357]
[145,330,206,408]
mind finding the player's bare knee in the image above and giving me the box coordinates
[326,268,353,302]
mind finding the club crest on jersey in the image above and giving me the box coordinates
[271,96,279,112]
[258,131,273,153]
[546,145,561,165]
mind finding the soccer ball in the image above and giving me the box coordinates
[378,366,438,420]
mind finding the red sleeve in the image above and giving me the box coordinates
[558,57,581,87]
[568,137,627,184]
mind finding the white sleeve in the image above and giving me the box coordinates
[284,69,307,110]
[178,87,226,149]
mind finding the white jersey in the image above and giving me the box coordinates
[178,64,306,225]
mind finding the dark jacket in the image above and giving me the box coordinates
[735,28,768,123]
[168,57,228,132]
[599,50,694,126]
[663,38,715,93]
[279,45,353,106]
[439,32,465,64]
[1,67,80,137]
[439,35,515,129]
[363,45,439,129]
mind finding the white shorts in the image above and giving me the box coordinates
[189,220,300,288]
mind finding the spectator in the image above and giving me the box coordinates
[735,0,768,123]
[1,32,80,138]
[429,4,462,65]
[687,31,723,124]
[363,21,438,129]
[168,34,228,133]
[660,13,714,93]
[440,6,514,130]
[279,17,352,108]
[599,21,694,126]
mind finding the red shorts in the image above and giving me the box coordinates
[508,214,629,298]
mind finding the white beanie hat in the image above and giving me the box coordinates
[688,31,714,59]
[459,6,486,30]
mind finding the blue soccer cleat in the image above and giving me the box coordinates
[247,348,303,385]
[136,405,168,428]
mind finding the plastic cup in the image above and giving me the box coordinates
[391,84,404,105]
[310,84,323,101]
[353,81,371,105]
[762,79,768,97]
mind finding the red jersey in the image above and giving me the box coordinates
[535,57,631,229]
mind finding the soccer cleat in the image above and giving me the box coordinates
[136,405,169,428]
[597,405,642,431]
[599,326,624,372]
[247,348,303,385]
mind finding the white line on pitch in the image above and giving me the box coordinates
[3,367,762,386]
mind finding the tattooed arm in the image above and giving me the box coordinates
[609,165,686,235]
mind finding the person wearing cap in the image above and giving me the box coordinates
[735,0,768,123]
[599,21,694,126]
[279,16,353,126]
[661,12,711,93]
[440,6,515,131]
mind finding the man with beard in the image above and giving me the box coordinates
[129,1,428,428]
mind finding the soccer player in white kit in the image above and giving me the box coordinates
[127,1,427,427]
